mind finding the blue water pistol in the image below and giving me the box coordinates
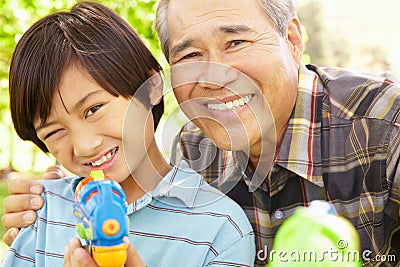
[73,170,129,267]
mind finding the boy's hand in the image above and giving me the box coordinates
[63,237,145,267]
[1,165,64,246]
[2,178,43,246]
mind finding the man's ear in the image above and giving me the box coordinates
[286,16,303,64]
[148,71,163,106]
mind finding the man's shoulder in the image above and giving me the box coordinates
[308,64,400,87]
[308,64,400,122]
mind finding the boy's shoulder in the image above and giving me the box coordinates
[38,176,80,204]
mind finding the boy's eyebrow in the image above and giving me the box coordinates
[35,121,56,132]
[35,90,104,132]
[68,89,104,114]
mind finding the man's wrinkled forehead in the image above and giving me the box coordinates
[166,0,266,56]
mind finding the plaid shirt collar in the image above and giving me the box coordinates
[233,64,325,191]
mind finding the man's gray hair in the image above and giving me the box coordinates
[154,0,296,61]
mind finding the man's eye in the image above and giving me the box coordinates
[181,52,199,60]
[85,104,102,118]
[228,40,245,48]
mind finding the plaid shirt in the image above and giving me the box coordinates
[171,64,400,266]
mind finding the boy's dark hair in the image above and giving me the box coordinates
[9,1,163,153]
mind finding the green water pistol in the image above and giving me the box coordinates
[268,201,362,267]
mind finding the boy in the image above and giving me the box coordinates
[2,2,255,266]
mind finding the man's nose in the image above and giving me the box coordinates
[171,61,239,90]
[197,61,239,89]
[72,130,102,157]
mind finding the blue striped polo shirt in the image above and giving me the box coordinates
[1,161,255,266]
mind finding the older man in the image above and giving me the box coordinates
[4,0,400,266]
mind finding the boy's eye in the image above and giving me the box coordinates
[85,104,103,118]
[44,130,60,140]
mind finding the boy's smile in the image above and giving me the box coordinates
[84,146,119,169]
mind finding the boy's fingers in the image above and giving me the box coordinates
[63,244,71,267]
[4,194,44,213]
[124,237,146,267]
[64,238,80,267]
[72,248,98,267]
[68,237,82,250]
[2,210,37,230]
[2,228,19,246]
[66,238,97,267]
[7,178,43,195]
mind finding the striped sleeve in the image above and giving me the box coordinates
[207,233,255,267]
[1,217,38,266]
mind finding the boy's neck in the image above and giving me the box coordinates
[120,138,172,204]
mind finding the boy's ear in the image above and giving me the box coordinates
[148,71,163,106]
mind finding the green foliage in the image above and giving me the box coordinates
[0,181,8,238]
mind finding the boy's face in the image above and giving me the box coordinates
[34,64,154,183]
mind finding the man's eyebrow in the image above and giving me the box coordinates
[170,39,193,58]
[35,90,104,132]
[218,25,252,34]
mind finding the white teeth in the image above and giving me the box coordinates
[207,95,252,111]
[90,148,117,167]
[243,95,252,103]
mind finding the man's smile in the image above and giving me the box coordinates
[206,94,253,111]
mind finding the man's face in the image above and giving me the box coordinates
[167,0,303,156]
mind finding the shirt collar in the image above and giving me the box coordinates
[129,160,207,213]
[275,64,324,187]
[71,161,204,214]
[148,160,203,208]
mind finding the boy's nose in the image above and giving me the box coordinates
[72,133,103,157]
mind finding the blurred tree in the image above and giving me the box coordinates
[297,0,326,66]
[297,0,398,75]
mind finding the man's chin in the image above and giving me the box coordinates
[212,138,251,152]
